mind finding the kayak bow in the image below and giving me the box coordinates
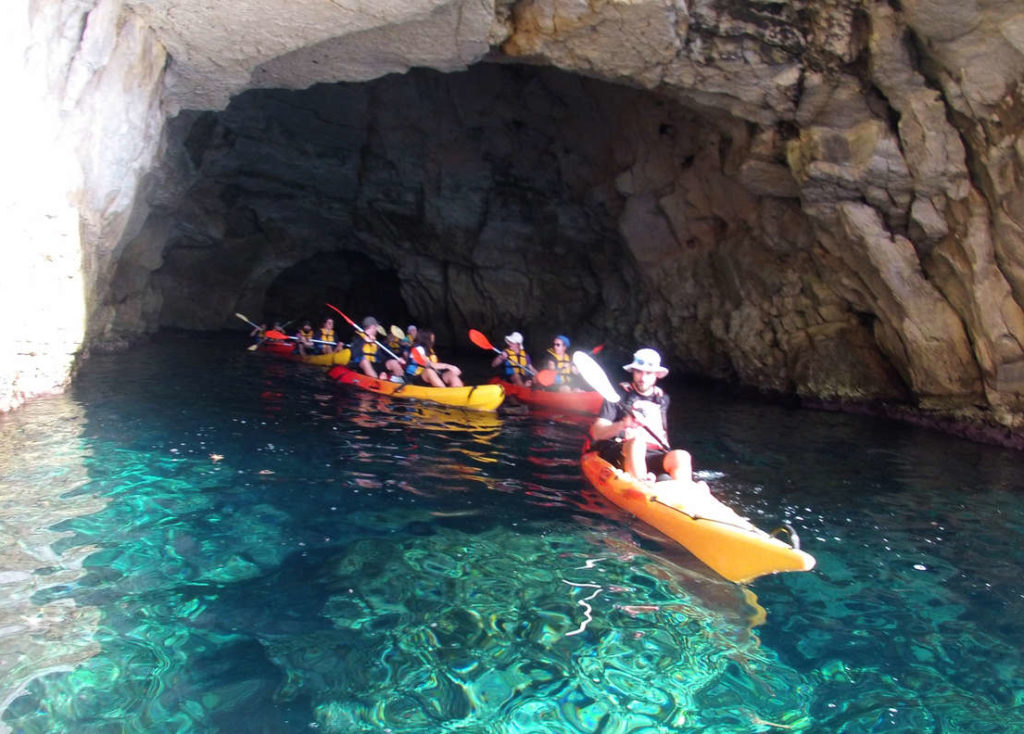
[581,451,815,584]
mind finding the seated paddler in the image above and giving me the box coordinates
[317,317,338,354]
[405,329,463,387]
[588,348,699,486]
[541,334,578,391]
[348,316,405,380]
[491,331,533,387]
[294,321,316,356]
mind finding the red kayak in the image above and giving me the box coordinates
[490,378,604,415]
[255,341,296,357]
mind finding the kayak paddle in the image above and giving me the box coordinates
[534,370,557,387]
[468,329,541,378]
[409,346,431,367]
[263,329,336,346]
[235,312,261,329]
[236,312,269,350]
[572,350,670,450]
[326,303,403,362]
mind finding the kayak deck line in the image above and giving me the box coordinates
[581,451,816,584]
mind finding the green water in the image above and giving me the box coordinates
[1,333,1022,733]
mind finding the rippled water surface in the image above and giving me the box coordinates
[1,333,1022,733]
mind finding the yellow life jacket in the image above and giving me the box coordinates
[546,348,572,376]
[504,348,530,377]
[300,327,314,340]
[319,327,335,343]
[348,334,379,365]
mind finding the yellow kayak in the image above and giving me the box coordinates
[255,342,351,366]
[581,450,815,584]
[327,364,505,412]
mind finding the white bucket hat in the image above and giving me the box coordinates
[504,331,524,345]
[623,348,668,377]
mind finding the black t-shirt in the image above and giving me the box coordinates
[598,383,670,445]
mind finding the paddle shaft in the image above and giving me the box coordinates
[235,312,262,330]
[284,336,338,346]
[469,330,538,376]
[326,303,403,362]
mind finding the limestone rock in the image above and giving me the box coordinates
[3,0,1024,443]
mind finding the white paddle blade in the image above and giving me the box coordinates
[572,351,620,403]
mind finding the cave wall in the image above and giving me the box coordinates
[122,67,644,348]
[3,0,1024,438]
[1,0,166,410]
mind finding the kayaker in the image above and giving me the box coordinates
[405,329,463,387]
[249,322,266,345]
[588,348,695,484]
[294,321,316,356]
[348,316,404,380]
[491,331,533,386]
[405,325,418,346]
[317,317,338,354]
[541,335,577,391]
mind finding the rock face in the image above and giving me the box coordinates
[3,0,1024,442]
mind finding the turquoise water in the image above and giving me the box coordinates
[1,333,1022,733]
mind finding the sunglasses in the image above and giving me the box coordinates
[553,342,565,347]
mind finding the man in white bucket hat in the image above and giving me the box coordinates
[589,347,694,483]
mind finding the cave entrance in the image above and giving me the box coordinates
[144,63,647,352]
[263,251,410,335]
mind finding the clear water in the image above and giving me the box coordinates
[1,333,1022,733]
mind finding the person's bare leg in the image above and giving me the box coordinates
[443,370,463,387]
[621,437,650,481]
[662,449,692,482]
[423,369,445,387]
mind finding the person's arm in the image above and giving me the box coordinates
[491,351,507,368]
[590,400,636,441]
[590,415,641,441]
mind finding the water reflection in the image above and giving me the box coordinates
[1,334,1022,732]
[0,397,102,716]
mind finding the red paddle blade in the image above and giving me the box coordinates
[468,329,496,351]
[325,303,356,328]
[591,344,605,354]
[264,329,288,340]
[410,347,430,366]
[535,369,556,387]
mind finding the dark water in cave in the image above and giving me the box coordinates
[1,332,1022,733]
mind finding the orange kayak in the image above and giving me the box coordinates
[581,451,815,584]
[490,379,604,415]
[327,365,505,412]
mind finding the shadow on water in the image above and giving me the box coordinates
[0,331,1022,732]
